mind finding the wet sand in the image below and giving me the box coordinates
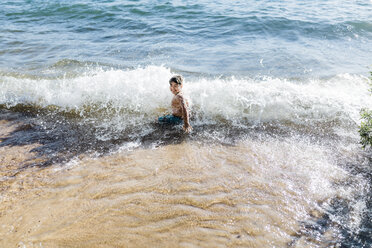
[0,116,350,247]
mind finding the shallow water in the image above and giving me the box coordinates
[0,137,367,247]
[0,114,371,247]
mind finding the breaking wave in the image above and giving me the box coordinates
[1,65,371,139]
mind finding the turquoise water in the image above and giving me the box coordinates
[1,0,371,76]
[1,1,372,247]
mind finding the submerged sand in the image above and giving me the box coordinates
[0,116,350,247]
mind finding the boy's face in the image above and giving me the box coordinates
[170,82,182,95]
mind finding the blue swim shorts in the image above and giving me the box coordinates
[158,115,183,125]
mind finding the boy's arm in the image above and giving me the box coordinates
[178,95,192,132]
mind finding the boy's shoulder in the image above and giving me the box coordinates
[175,93,186,102]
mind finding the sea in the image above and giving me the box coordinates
[0,0,372,247]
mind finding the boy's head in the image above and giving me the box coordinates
[169,75,183,95]
[169,75,183,85]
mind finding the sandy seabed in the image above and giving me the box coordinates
[0,114,345,248]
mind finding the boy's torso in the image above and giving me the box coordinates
[171,93,188,118]
[171,95,183,118]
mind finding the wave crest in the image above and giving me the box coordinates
[1,66,371,135]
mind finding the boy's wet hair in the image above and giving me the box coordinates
[169,75,183,85]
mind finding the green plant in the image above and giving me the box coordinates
[359,71,372,149]
[359,109,372,148]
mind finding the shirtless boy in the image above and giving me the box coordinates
[158,75,192,133]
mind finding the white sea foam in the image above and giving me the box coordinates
[187,73,372,125]
[0,66,371,133]
[0,66,171,114]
